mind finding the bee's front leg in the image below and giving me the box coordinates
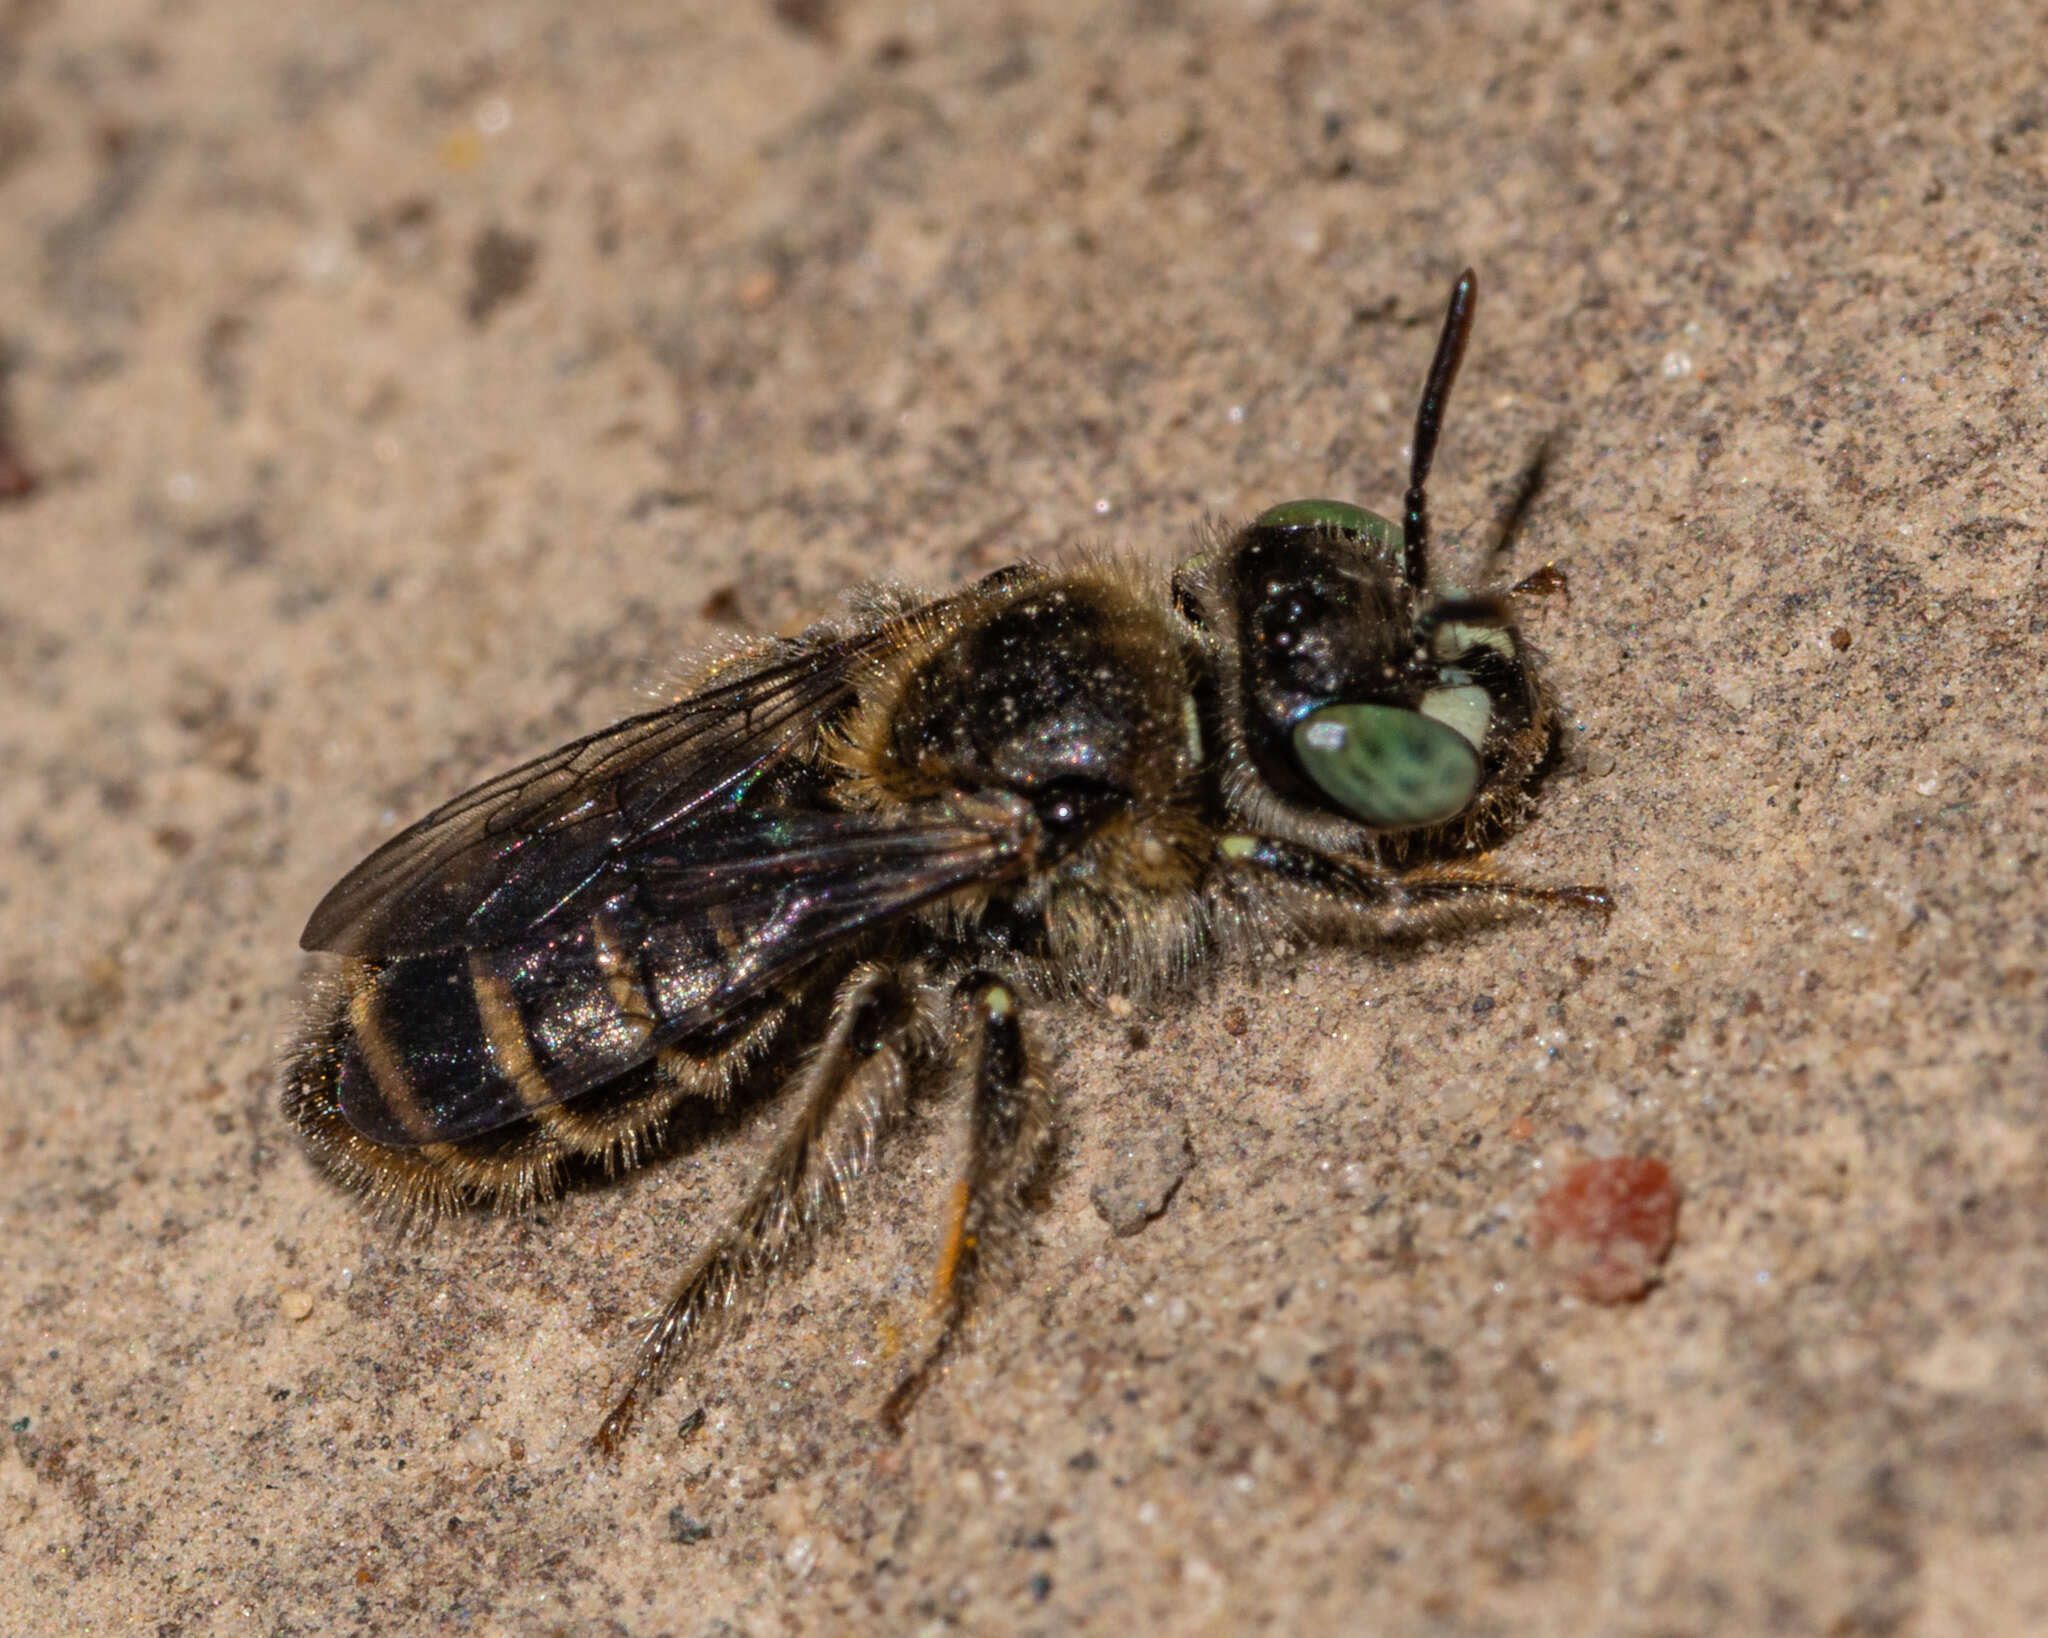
[1213,832,1610,943]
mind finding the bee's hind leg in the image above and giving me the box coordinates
[880,973,1051,1434]
[593,962,912,1455]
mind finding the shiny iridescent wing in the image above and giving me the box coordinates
[297,572,1035,962]
[331,799,1037,1147]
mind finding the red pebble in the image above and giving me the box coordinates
[1532,1155,1681,1303]
[0,443,34,501]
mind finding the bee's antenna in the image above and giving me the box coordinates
[1401,268,1477,592]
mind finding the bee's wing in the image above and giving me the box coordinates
[628,796,1034,1000]
[302,613,927,959]
[334,799,1038,1148]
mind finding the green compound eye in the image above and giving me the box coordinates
[1292,703,1481,829]
[1252,498,1405,557]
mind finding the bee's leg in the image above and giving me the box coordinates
[880,974,1050,1434]
[1508,561,1569,603]
[1218,833,1610,940]
[593,962,910,1455]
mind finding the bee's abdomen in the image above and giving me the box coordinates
[334,952,503,1147]
[333,897,733,1149]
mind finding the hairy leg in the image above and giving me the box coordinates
[593,962,909,1454]
[880,974,1052,1434]
[1215,832,1609,944]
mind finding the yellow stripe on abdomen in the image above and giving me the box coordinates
[591,914,657,1049]
[344,963,446,1145]
[467,952,556,1113]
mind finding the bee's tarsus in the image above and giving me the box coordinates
[591,1394,638,1459]
[1509,562,1570,603]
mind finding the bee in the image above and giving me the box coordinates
[284,270,1608,1452]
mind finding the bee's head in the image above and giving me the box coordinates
[1174,272,1556,853]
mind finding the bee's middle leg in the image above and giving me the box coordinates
[594,961,912,1454]
[881,973,1051,1433]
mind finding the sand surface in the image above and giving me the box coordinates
[2,2,2045,1633]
